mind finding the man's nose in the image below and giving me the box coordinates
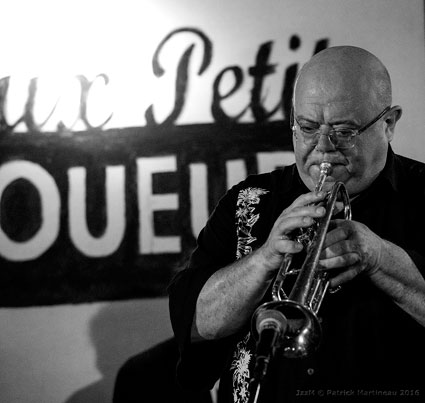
[315,130,336,152]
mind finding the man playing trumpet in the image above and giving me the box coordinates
[169,46,425,402]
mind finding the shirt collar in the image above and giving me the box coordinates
[377,144,399,193]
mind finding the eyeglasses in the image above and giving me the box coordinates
[291,106,391,149]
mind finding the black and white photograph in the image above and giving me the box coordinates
[0,1,424,402]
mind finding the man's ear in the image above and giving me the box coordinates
[385,105,402,142]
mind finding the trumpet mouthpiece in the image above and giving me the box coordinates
[319,162,332,176]
[315,162,332,193]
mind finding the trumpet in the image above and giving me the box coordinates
[248,162,352,402]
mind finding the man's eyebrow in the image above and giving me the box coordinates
[294,115,319,124]
[296,115,360,126]
[329,117,360,126]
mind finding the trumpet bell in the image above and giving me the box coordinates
[251,300,321,358]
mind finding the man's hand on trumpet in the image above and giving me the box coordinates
[257,191,327,273]
[319,219,383,287]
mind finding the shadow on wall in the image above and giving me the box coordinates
[64,298,173,403]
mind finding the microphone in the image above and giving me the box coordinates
[249,310,287,403]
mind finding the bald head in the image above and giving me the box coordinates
[294,46,392,112]
[292,46,402,196]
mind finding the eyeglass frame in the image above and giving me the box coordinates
[291,105,392,149]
